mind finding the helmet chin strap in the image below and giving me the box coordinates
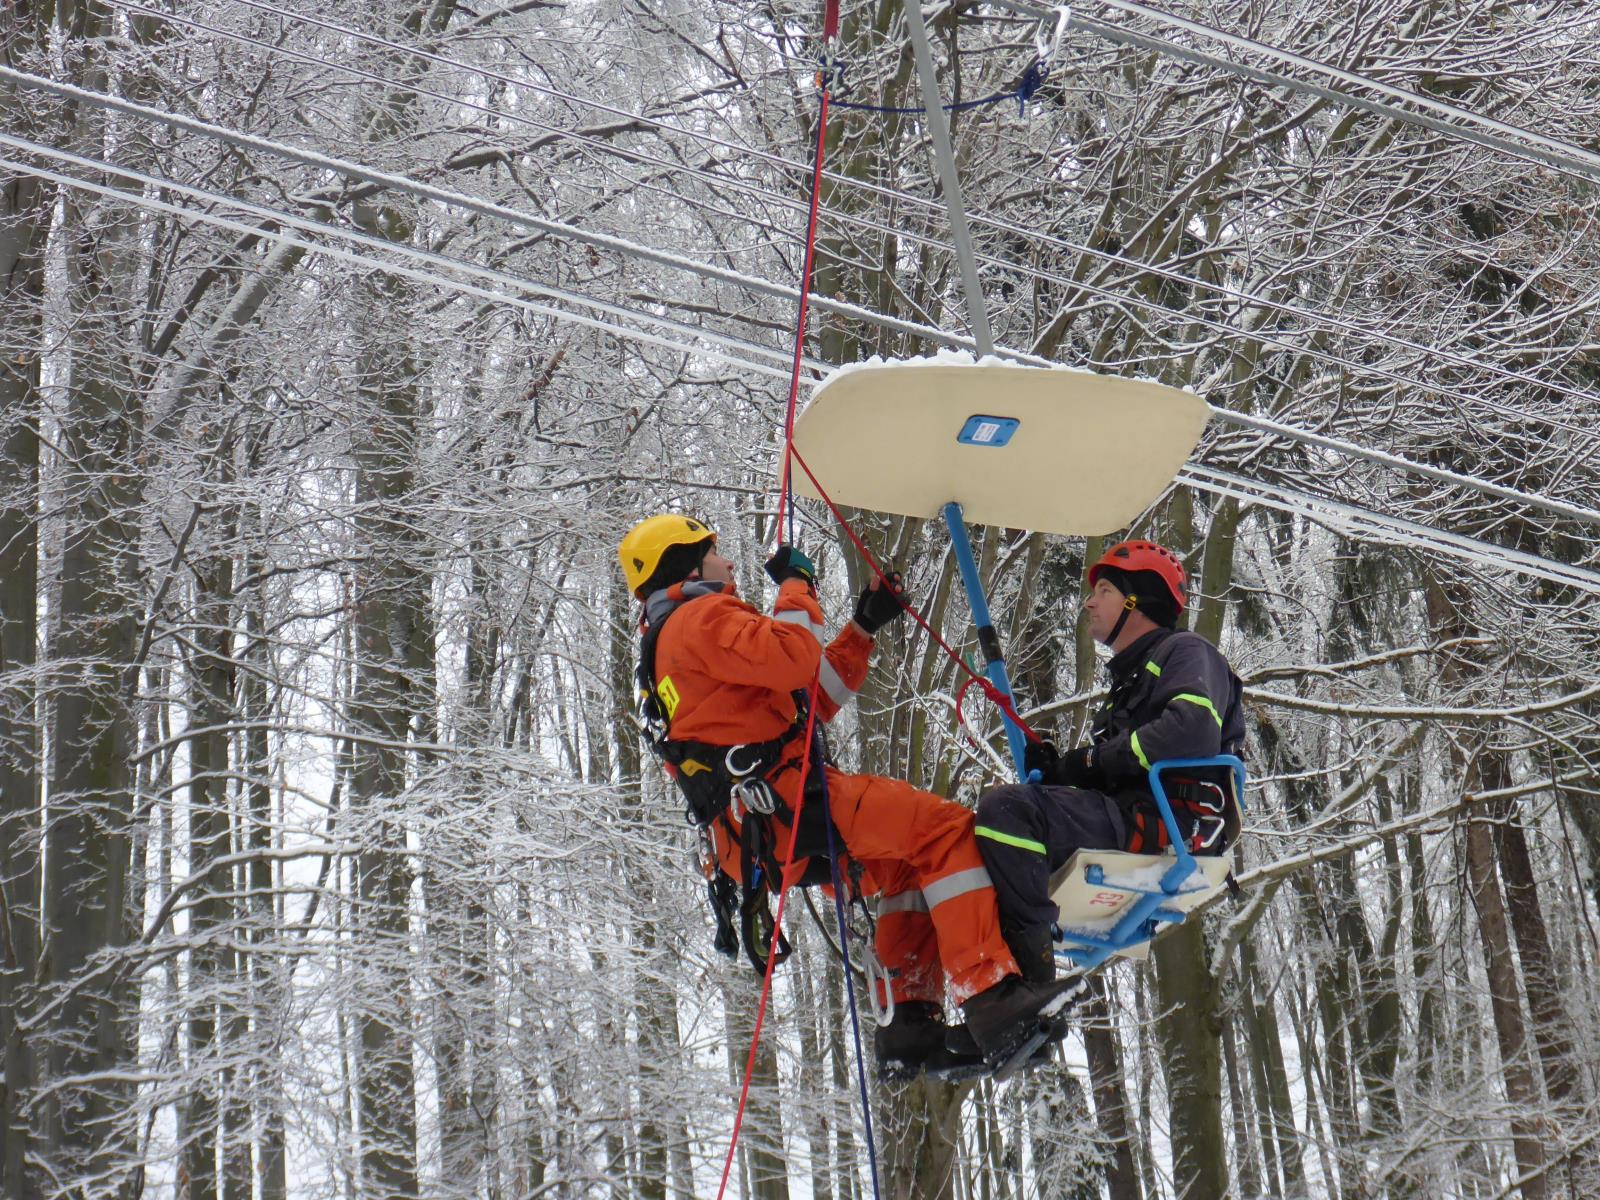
[1104,594,1139,647]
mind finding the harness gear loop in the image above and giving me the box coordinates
[734,777,779,816]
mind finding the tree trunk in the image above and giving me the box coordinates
[348,398,425,1196]
[42,196,144,1188]
[241,565,288,1200]
[1463,796,1546,1199]
[1152,921,1227,1199]
[1080,977,1141,1200]
[1491,794,1598,1192]
[184,526,244,1200]
[0,141,46,1200]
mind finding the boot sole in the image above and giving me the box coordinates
[982,977,1087,1081]
[988,1015,1070,1082]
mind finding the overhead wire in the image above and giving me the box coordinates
[0,62,956,352]
[6,47,1597,579]
[13,58,1599,536]
[1182,464,1600,595]
[0,145,806,382]
[8,144,1595,594]
[993,0,1600,185]
[78,3,1600,487]
[105,0,1600,432]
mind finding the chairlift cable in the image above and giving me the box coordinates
[93,1,1600,432]
[13,136,1594,590]
[14,146,1592,594]
[992,0,1600,186]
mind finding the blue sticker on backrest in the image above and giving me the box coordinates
[957,415,1020,446]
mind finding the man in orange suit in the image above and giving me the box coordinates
[621,514,1079,1076]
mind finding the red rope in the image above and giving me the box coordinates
[786,443,1042,744]
[715,695,822,1200]
[718,6,839,1194]
[721,2,1033,1186]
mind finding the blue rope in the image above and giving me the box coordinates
[822,59,1047,117]
[817,736,883,1200]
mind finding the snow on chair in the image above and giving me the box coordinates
[1049,755,1246,972]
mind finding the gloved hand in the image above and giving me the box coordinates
[764,544,817,587]
[1023,738,1060,783]
[1056,745,1105,789]
[852,571,907,635]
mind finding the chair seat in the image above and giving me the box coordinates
[1048,849,1233,962]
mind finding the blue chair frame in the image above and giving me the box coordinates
[1055,754,1247,972]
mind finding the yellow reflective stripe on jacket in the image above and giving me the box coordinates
[1130,730,1150,770]
[975,825,1047,855]
[1144,660,1161,676]
[1175,692,1223,727]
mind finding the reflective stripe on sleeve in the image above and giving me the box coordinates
[1131,730,1151,770]
[920,865,995,909]
[1144,660,1162,676]
[818,658,857,707]
[975,825,1047,855]
[877,889,929,916]
[773,608,825,640]
[1174,692,1223,727]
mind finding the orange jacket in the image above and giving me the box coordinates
[652,578,874,746]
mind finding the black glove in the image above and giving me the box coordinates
[1056,744,1105,789]
[1023,738,1060,782]
[852,571,907,635]
[764,544,817,587]
[1024,740,1104,788]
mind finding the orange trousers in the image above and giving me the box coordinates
[775,764,1018,1005]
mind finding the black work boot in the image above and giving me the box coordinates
[874,1001,986,1081]
[958,974,1083,1062]
[1004,924,1057,985]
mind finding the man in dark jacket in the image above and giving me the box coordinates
[974,540,1245,981]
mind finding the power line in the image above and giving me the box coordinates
[1093,0,1600,181]
[0,149,803,383]
[995,0,1600,185]
[103,0,1600,434]
[0,130,816,374]
[8,149,1593,594]
[103,0,1600,441]
[0,62,959,354]
[1181,464,1600,596]
[1214,409,1600,528]
[14,58,1600,536]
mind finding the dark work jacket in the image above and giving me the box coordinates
[1090,627,1245,794]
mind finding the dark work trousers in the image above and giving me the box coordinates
[974,784,1126,932]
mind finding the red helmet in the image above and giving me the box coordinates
[1087,540,1187,614]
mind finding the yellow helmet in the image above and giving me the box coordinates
[619,514,717,597]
